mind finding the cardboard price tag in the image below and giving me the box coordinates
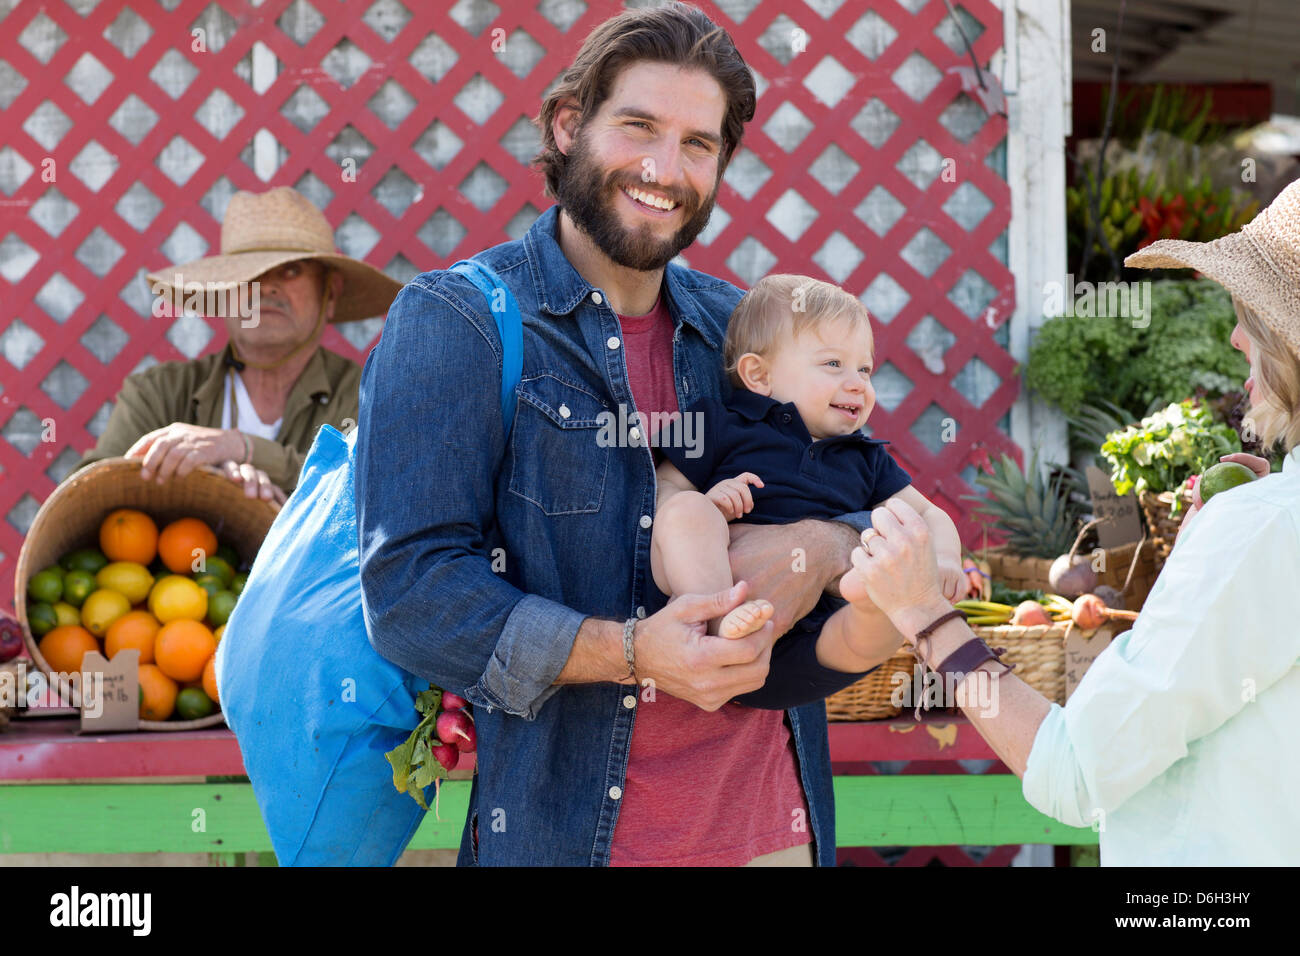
[1064,624,1115,701]
[1086,465,1143,548]
[78,649,140,733]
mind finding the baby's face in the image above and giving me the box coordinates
[764,318,876,440]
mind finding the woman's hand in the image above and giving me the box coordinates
[127,424,243,483]
[840,499,948,625]
[220,460,287,507]
[1179,452,1272,544]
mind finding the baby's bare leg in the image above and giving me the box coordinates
[651,491,772,637]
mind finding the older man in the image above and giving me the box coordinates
[74,186,402,499]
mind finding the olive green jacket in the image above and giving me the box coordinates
[74,343,361,493]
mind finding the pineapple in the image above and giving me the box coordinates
[963,451,1083,559]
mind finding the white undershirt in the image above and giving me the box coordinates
[220,371,282,442]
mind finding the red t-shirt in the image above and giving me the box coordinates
[608,292,812,866]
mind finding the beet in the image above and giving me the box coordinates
[1011,601,1052,626]
[1049,553,1098,598]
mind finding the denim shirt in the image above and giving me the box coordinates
[355,204,875,866]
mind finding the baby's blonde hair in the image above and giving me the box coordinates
[723,275,874,388]
[1235,298,1300,454]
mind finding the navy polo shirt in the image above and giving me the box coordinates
[659,388,913,523]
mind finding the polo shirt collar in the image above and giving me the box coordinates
[523,204,723,350]
[727,388,888,444]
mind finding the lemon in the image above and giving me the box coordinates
[213,624,225,645]
[96,562,155,604]
[148,575,208,624]
[81,588,132,637]
[52,601,81,627]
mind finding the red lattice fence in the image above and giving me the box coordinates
[1,0,1018,614]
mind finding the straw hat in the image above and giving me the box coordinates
[146,186,404,324]
[1125,177,1300,360]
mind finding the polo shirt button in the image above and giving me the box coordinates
[609,786,623,800]
[607,336,621,350]
[559,403,571,419]
[592,291,604,305]
[782,413,792,423]
[809,449,815,459]
[636,606,646,619]
[639,514,652,529]
[623,695,636,709]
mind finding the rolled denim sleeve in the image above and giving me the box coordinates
[832,510,873,534]
[355,278,585,720]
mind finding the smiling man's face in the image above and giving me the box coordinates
[554,61,728,272]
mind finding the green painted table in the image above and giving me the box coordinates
[0,713,1096,863]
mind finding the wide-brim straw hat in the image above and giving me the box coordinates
[1125,177,1300,360]
[145,186,404,324]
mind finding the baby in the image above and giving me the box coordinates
[650,274,966,666]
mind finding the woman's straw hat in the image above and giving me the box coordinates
[145,186,404,324]
[1125,177,1300,359]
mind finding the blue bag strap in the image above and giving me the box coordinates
[449,259,523,438]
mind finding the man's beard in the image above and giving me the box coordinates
[555,129,718,272]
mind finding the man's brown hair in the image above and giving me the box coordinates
[532,1,756,199]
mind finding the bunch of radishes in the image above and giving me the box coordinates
[431,691,476,771]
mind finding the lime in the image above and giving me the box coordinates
[1200,461,1257,503]
[62,570,96,607]
[194,574,225,598]
[28,567,64,604]
[175,687,216,721]
[60,548,109,574]
[95,562,155,605]
[52,601,81,627]
[231,572,248,597]
[207,590,238,628]
[216,543,240,570]
[28,602,58,637]
[203,555,235,588]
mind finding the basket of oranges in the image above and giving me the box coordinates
[15,458,278,730]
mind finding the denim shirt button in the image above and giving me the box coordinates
[639,514,652,529]
[609,786,623,800]
[559,403,571,419]
[607,336,621,350]
[592,291,604,305]
[622,694,636,709]
[629,426,641,442]
[636,606,646,618]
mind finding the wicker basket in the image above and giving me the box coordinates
[972,622,1070,706]
[983,536,1157,610]
[826,650,919,721]
[1139,486,1196,574]
[15,458,278,731]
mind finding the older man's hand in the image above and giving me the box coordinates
[127,424,244,483]
[220,460,287,507]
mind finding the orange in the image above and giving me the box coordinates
[202,655,219,706]
[158,517,218,575]
[99,509,158,565]
[154,619,216,682]
[105,610,159,664]
[38,625,99,673]
[138,664,178,721]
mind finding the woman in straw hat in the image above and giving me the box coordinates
[835,178,1300,865]
[74,187,402,500]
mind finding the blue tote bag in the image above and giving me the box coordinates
[215,258,522,866]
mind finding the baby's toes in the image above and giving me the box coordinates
[718,599,774,639]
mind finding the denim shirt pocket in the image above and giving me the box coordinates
[509,372,611,515]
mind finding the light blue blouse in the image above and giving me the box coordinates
[1023,448,1300,865]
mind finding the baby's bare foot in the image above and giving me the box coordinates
[717,599,774,639]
